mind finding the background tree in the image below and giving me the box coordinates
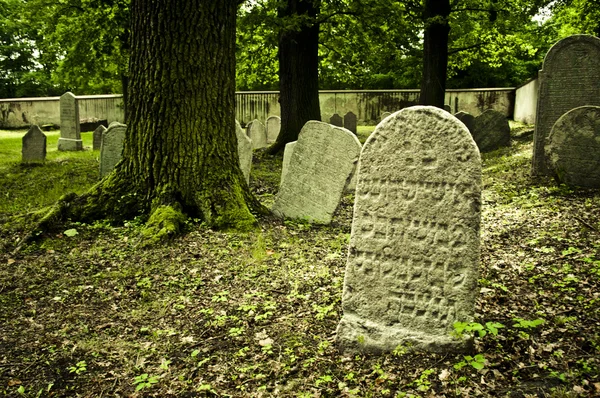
[34,0,263,241]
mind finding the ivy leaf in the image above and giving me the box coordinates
[64,229,78,237]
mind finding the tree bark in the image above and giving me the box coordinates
[33,0,264,240]
[268,0,322,154]
[419,0,451,108]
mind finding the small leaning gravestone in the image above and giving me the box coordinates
[22,125,47,162]
[247,119,267,149]
[336,106,481,354]
[236,120,252,184]
[330,114,343,128]
[471,109,510,152]
[100,123,127,177]
[344,112,358,135]
[93,125,107,151]
[272,121,361,224]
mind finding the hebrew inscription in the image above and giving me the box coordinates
[336,106,481,354]
[532,35,600,175]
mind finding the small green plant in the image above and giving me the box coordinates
[412,369,434,392]
[68,360,87,375]
[454,354,486,370]
[315,374,333,387]
[211,290,229,302]
[313,303,335,320]
[133,374,159,391]
[228,326,245,337]
[452,321,504,338]
[512,317,544,329]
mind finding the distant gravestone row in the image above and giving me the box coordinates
[533,34,600,181]
[329,112,358,135]
[336,106,481,354]
[272,121,361,224]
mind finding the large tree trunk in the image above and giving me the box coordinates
[268,0,322,154]
[419,0,451,108]
[30,0,263,243]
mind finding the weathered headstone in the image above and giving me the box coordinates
[80,118,108,132]
[381,112,392,122]
[336,106,481,354]
[444,104,451,112]
[344,111,358,135]
[454,111,474,133]
[280,141,297,187]
[545,106,600,188]
[93,125,107,151]
[471,109,510,152]
[272,121,361,223]
[266,116,281,144]
[21,125,47,162]
[330,113,343,127]
[247,119,267,149]
[57,92,83,151]
[532,35,600,175]
[100,123,127,177]
[236,120,252,184]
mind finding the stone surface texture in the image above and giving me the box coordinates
[247,119,267,149]
[22,125,47,162]
[58,92,83,151]
[330,114,343,127]
[532,35,600,175]
[93,125,107,151]
[236,120,252,184]
[454,111,474,133]
[280,141,297,187]
[266,116,281,144]
[272,121,361,224]
[545,106,600,188]
[344,111,358,134]
[100,123,127,177]
[471,109,510,152]
[336,106,481,354]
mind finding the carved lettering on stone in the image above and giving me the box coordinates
[22,125,47,162]
[272,121,361,224]
[336,106,481,354]
[100,123,127,177]
[545,106,600,188]
[532,35,600,175]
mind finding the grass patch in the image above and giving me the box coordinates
[1,125,599,397]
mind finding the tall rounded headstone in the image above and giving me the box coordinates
[545,106,600,188]
[236,120,252,184]
[330,113,343,127]
[471,109,510,152]
[336,106,481,354]
[532,35,600,175]
[272,121,361,224]
[266,116,281,144]
[100,123,127,177]
[247,119,267,149]
[344,111,358,135]
[57,92,83,151]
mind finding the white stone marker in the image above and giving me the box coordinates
[272,121,361,224]
[266,116,281,144]
[280,141,297,187]
[336,106,481,354]
[57,92,83,151]
[247,119,267,149]
[236,120,252,184]
[100,123,127,177]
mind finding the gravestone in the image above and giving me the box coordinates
[93,125,107,151]
[330,113,343,127]
[344,112,358,135]
[80,118,108,132]
[545,106,600,188]
[100,123,127,177]
[454,111,474,133]
[57,92,83,151]
[21,125,47,162]
[266,116,281,144]
[272,121,361,223]
[532,35,600,175]
[236,120,252,184]
[444,104,451,112]
[247,119,267,149]
[471,109,510,152]
[280,141,297,187]
[381,112,392,122]
[336,106,481,354]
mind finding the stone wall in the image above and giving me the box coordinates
[514,77,539,125]
[1,88,517,129]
